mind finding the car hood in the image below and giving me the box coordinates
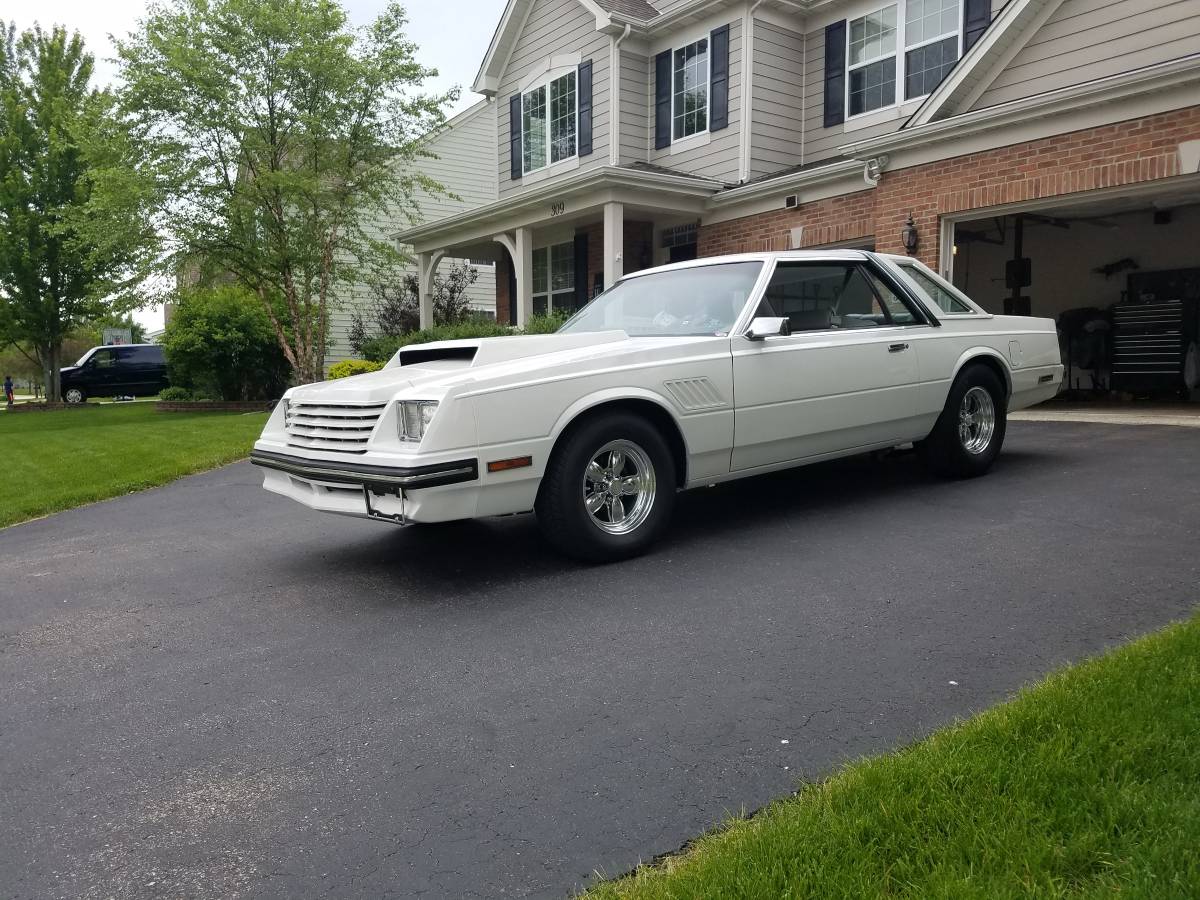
[289,331,724,404]
[59,366,81,376]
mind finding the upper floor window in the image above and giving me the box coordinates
[845,0,962,118]
[522,71,576,174]
[673,38,709,140]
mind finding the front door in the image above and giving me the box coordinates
[732,261,929,470]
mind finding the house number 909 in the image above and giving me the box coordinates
[549,202,565,217]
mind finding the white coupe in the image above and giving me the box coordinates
[251,251,1062,560]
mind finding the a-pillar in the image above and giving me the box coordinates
[416,249,445,329]
[603,201,624,288]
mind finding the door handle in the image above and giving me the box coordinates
[888,343,910,353]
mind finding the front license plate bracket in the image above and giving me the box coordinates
[363,486,407,524]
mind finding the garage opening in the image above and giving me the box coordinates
[948,189,1200,402]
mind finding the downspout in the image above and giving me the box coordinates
[610,23,633,167]
[739,0,766,184]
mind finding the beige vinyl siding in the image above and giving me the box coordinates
[802,27,901,166]
[647,18,742,183]
[619,47,650,164]
[413,101,498,220]
[326,102,500,365]
[973,0,1200,108]
[497,0,611,198]
[750,18,805,180]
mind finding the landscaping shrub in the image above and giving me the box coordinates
[158,386,194,401]
[328,359,383,379]
[163,286,291,400]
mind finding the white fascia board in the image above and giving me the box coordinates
[841,55,1200,160]
[709,159,862,206]
[395,167,725,249]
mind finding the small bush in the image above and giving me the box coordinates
[524,312,569,334]
[159,386,194,401]
[328,359,383,379]
[163,285,291,400]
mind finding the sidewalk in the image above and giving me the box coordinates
[1012,401,1200,428]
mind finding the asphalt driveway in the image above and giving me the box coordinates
[2,422,1199,899]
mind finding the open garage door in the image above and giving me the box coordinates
[947,184,1200,401]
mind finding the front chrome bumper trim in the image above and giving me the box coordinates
[250,449,478,494]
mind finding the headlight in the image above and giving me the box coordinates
[398,400,438,442]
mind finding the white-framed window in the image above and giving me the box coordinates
[848,7,897,117]
[532,242,576,315]
[672,37,709,140]
[522,71,577,175]
[903,0,960,100]
[846,0,962,118]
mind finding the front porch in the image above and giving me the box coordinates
[396,165,725,328]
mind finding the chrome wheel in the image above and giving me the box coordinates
[64,388,84,404]
[959,386,995,454]
[582,439,656,535]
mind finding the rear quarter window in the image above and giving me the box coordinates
[898,264,974,315]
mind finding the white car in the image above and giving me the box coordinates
[252,251,1062,560]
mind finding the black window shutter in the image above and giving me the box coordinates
[963,0,991,51]
[578,60,593,157]
[655,49,672,150]
[709,24,730,131]
[509,94,522,180]
[823,20,846,129]
[573,232,589,309]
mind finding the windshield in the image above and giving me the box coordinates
[558,261,763,337]
[74,349,96,367]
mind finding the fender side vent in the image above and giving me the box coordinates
[664,377,725,411]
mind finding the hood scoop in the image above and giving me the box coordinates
[398,345,478,366]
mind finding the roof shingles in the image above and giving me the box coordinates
[593,0,660,21]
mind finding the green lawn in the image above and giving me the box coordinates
[586,616,1200,900]
[1,402,268,528]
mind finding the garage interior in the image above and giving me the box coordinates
[948,181,1200,402]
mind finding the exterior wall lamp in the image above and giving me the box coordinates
[902,213,920,254]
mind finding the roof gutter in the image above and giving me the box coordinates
[396,166,726,245]
[709,159,861,206]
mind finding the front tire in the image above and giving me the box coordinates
[536,412,676,562]
[919,364,1007,478]
[63,387,86,404]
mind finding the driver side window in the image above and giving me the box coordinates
[91,349,118,369]
[757,263,917,332]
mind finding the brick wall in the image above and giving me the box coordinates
[699,105,1200,272]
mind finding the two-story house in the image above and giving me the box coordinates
[397,0,1200,391]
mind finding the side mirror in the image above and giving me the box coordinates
[746,317,791,341]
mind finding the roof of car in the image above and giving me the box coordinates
[620,249,883,279]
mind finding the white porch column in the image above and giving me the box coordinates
[603,201,624,288]
[416,250,444,329]
[514,226,534,327]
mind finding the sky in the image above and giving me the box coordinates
[8,0,502,331]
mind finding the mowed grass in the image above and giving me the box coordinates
[1,402,268,528]
[586,616,1200,900]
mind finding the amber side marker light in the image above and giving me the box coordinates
[487,456,533,474]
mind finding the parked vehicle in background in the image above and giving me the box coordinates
[251,251,1064,561]
[60,344,169,403]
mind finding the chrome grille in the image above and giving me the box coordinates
[285,401,386,454]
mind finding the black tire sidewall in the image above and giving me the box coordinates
[536,412,676,561]
[926,364,1007,477]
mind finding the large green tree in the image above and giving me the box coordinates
[108,0,453,383]
[0,25,139,401]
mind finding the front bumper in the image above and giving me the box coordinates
[249,449,478,494]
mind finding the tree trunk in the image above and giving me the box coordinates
[42,344,62,403]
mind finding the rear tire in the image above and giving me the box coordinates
[63,387,86,404]
[918,364,1007,478]
[536,411,676,562]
